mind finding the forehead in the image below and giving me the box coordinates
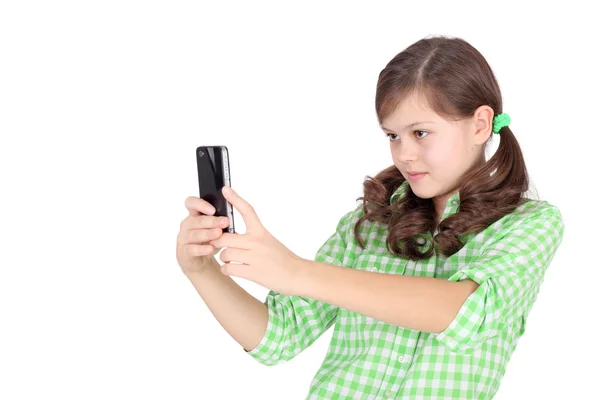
[382,92,442,129]
[397,91,433,113]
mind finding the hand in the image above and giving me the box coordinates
[176,196,231,275]
[210,186,307,296]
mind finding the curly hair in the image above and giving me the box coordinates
[353,35,532,260]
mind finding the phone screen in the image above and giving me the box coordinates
[196,145,235,233]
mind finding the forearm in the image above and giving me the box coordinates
[185,256,268,351]
[296,260,478,333]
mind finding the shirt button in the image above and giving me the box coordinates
[385,391,394,398]
[445,336,455,344]
[369,267,378,272]
[451,199,458,206]
[398,355,409,363]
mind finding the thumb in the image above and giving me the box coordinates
[222,186,264,232]
[220,262,248,279]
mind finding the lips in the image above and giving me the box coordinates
[406,171,427,182]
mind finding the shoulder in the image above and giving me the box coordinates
[335,204,365,232]
[491,198,564,239]
[332,203,379,247]
[509,198,563,224]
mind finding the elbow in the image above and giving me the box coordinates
[244,345,288,367]
[256,358,286,367]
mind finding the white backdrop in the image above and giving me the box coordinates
[1,1,598,399]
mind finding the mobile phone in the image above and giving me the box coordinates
[196,145,235,234]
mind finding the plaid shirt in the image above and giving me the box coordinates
[245,181,565,399]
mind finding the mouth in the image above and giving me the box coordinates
[406,172,427,182]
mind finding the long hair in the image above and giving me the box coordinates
[353,35,532,260]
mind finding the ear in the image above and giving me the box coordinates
[472,105,494,146]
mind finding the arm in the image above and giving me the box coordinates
[185,256,268,352]
[186,254,338,366]
[243,287,339,365]
[295,202,565,353]
[430,205,565,352]
[295,262,479,333]
[241,208,357,366]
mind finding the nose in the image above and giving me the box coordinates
[394,140,418,164]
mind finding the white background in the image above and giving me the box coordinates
[1,1,598,399]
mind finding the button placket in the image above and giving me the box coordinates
[377,318,414,399]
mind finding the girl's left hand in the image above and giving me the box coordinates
[209,186,307,296]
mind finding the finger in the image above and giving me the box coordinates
[220,247,252,265]
[210,232,252,250]
[220,261,250,280]
[186,243,214,257]
[188,215,230,230]
[188,226,223,245]
[185,196,217,217]
[180,215,228,236]
[221,186,263,231]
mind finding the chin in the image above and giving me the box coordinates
[408,185,436,200]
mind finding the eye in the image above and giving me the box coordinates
[384,130,429,141]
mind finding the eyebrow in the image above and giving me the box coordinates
[381,121,435,133]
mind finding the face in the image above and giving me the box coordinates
[380,91,493,216]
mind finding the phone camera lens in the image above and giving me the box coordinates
[198,151,204,157]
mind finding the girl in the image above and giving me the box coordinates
[177,35,564,399]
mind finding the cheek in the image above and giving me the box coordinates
[423,147,455,169]
[422,148,466,182]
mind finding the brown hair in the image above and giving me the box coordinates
[354,35,533,260]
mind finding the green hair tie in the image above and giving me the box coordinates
[492,113,511,134]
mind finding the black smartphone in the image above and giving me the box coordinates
[196,145,235,234]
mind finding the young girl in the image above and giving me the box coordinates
[178,35,564,399]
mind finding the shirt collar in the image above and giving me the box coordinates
[390,180,461,222]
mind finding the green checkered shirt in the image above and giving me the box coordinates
[245,181,565,399]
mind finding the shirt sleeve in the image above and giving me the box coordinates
[432,203,565,353]
[244,207,358,366]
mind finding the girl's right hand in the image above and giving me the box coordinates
[176,196,230,275]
